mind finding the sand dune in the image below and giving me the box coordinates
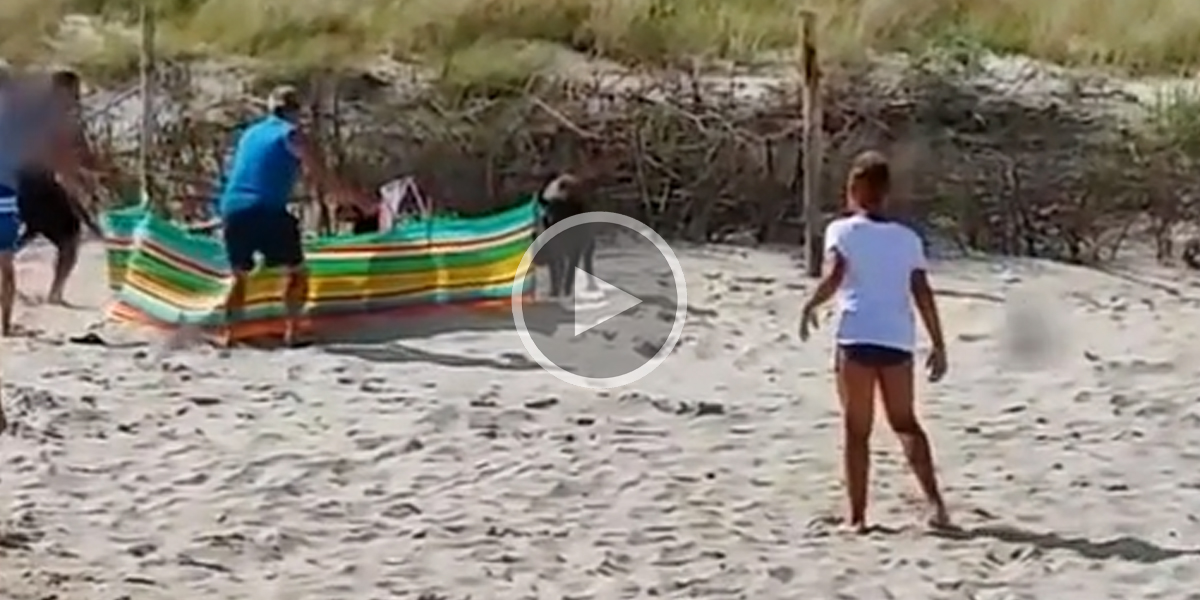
[2,239,1200,599]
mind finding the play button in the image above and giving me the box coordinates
[572,268,643,336]
[512,211,688,389]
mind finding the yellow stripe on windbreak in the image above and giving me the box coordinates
[123,253,532,311]
[308,254,527,297]
[125,272,315,310]
[126,271,318,309]
[123,272,226,310]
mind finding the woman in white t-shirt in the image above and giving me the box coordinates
[798,151,951,533]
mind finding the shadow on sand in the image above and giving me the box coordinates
[311,301,573,370]
[930,524,1200,564]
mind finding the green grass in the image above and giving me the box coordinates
[6,0,1200,83]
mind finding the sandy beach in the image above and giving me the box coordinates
[2,237,1200,599]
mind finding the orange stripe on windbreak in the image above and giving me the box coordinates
[108,295,526,341]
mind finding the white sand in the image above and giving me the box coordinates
[3,239,1200,599]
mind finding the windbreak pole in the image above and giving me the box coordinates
[138,0,157,212]
[799,10,823,278]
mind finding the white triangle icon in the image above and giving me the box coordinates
[573,268,642,336]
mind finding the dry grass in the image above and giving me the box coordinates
[4,0,1200,82]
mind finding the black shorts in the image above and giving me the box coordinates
[16,168,81,248]
[222,207,304,272]
[839,343,913,368]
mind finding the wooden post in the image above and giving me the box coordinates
[309,75,332,236]
[138,0,156,211]
[325,76,342,235]
[800,11,823,278]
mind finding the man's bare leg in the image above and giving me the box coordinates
[47,234,80,305]
[222,270,249,347]
[282,265,309,347]
[0,252,16,336]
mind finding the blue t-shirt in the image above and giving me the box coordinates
[217,115,301,216]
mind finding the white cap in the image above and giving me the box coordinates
[541,173,578,201]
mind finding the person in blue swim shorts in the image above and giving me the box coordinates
[0,181,19,327]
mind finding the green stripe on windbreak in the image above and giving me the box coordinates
[306,236,530,277]
[112,233,529,284]
[130,253,226,294]
[125,240,527,289]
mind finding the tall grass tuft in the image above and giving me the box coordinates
[5,0,1200,81]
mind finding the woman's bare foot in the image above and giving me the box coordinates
[843,520,870,535]
[926,503,953,530]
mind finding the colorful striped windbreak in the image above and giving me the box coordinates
[102,199,538,340]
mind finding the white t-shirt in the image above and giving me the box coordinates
[824,214,926,352]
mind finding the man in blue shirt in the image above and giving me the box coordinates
[217,85,372,347]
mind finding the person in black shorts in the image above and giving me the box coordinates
[16,165,101,305]
[6,69,102,309]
